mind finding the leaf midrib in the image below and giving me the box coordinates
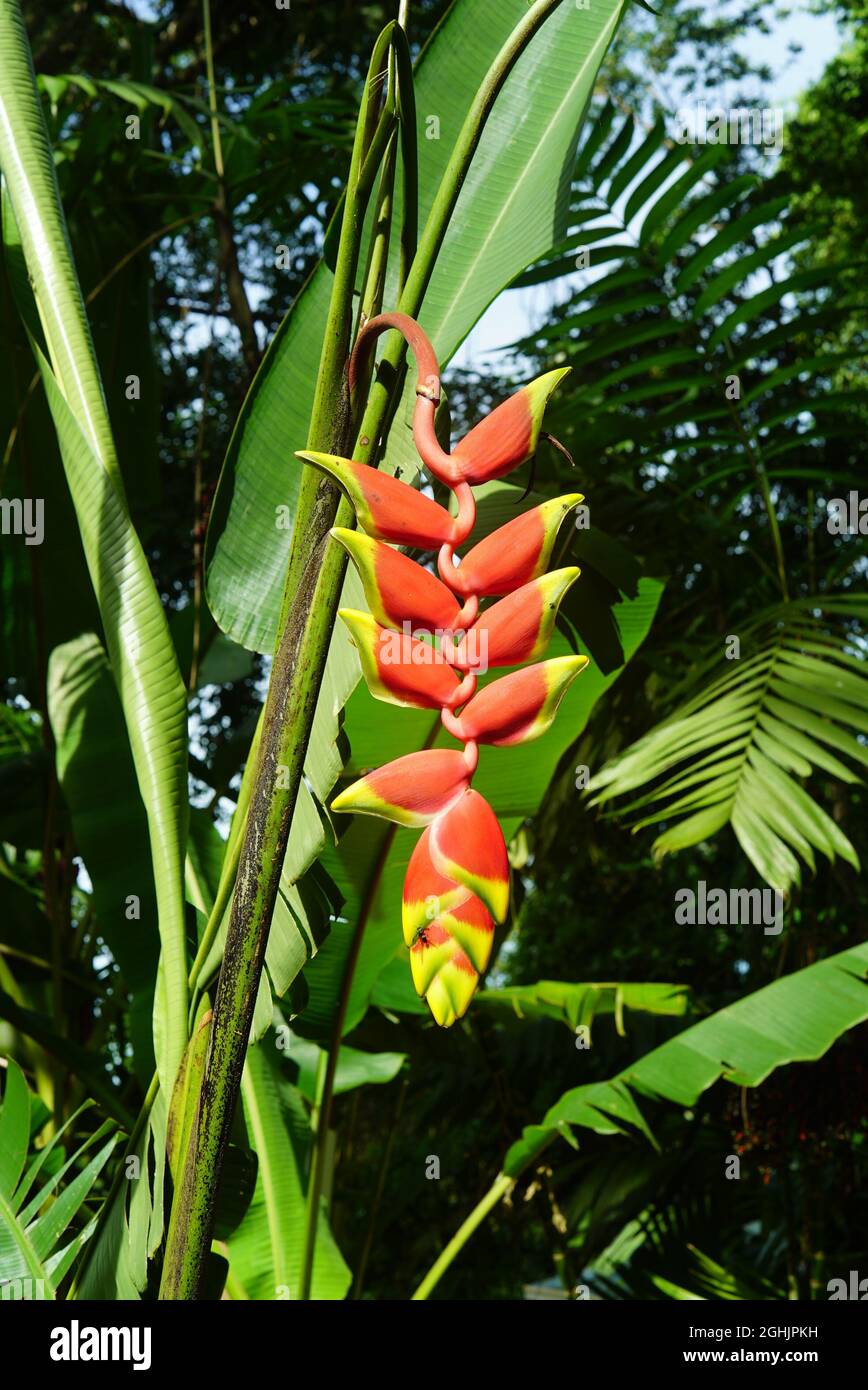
[442,10,622,353]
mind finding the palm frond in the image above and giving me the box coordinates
[0,1061,117,1299]
[591,597,867,892]
[510,98,865,490]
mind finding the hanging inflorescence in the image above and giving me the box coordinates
[297,313,587,1026]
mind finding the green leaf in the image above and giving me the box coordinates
[73,1095,167,1301]
[0,993,131,1126]
[655,175,759,265]
[226,1043,351,1300]
[47,634,159,1079]
[477,980,690,1031]
[674,195,789,293]
[707,264,850,350]
[0,1058,29,1198]
[606,117,665,204]
[691,224,815,317]
[205,0,628,653]
[0,11,189,1085]
[287,1033,405,1102]
[504,940,868,1176]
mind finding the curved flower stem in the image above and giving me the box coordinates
[354,0,568,454]
[411,1172,516,1300]
[411,1120,564,1298]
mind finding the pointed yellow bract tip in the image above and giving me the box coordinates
[558,653,590,672]
[337,607,376,645]
[543,491,584,513]
[528,365,571,396]
[487,879,510,927]
[425,977,458,1028]
[524,367,571,437]
[330,525,366,555]
[330,783,360,815]
[542,654,590,717]
[296,449,348,469]
[541,565,581,603]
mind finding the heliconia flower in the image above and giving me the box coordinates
[442,493,584,598]
[409,893,495,1027]
[402,826,471,945]
[346,314,568,490]
[449,368,570,485]
[296,451,475,548]
[338,608,459,710]
[434,892,495,974]
[449,567,581,670]
[331,747,475,826]
[331,528,462,631]
[429,788,510,924]
[441,655,589,746]
[306,313,588,1026]
[410,926,479,1029]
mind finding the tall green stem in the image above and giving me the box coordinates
[158,24,398,1300]
[202,0,224,179]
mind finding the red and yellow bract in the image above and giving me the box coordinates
[298,313,588,1026]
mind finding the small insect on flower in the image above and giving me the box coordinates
[298,312,588,1025]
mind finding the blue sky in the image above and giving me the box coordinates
[456,1,844,367]
[738,2,841,103]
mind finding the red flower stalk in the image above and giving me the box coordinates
[298,314,587,1026]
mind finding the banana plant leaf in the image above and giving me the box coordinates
[205,0,628,654]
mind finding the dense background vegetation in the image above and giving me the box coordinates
[0,0,865,1300]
